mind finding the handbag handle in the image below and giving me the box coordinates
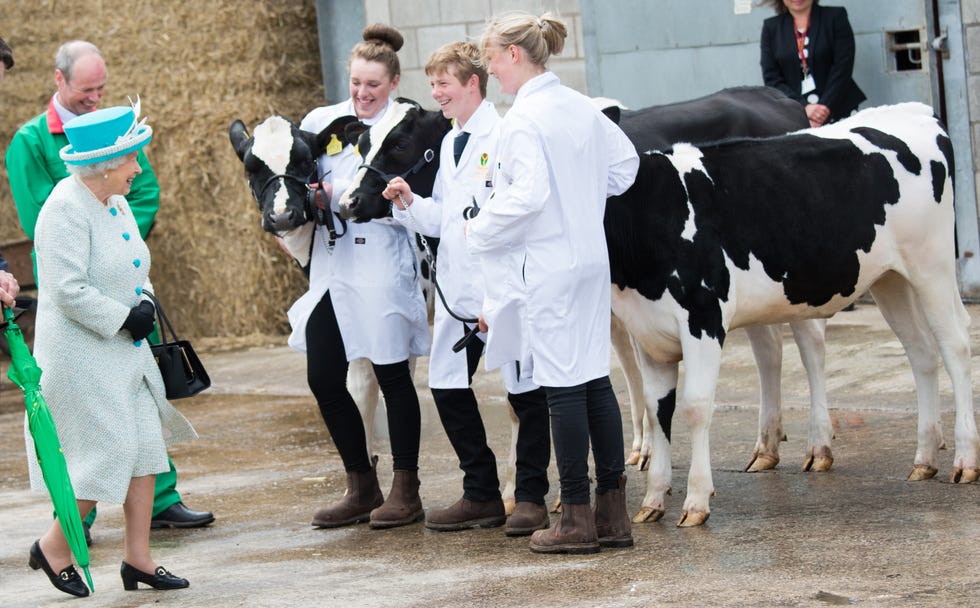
[143,292,180,344]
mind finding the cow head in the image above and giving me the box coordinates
[339,98,452,222]
[229,114,360,234]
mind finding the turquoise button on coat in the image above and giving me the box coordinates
[110,207,118,216]
[133,259,141,268]
[133,339,142,347]
[123,232,131,240]
[135,286,143,295]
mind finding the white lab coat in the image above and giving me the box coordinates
[286,99,430,363]
[393,101,533,393]
[466,72,639,387]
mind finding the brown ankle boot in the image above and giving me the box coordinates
[529,502,599,554]
[425,496,506,531]
[311,467,384,528]
[369,469,424,529]
[505,501,550,537]
[594,475,633,548]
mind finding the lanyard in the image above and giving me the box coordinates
[795,19,810,76]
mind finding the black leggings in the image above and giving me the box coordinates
[305,292,421,472]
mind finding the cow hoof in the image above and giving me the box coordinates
[677,510,709,527]
[625,450,641,466]
[803,455,833,472]
[503,497,516,516]
[637,453,651,471]
[745,453,779,472]
[907,464,938,481]
[951,467,980,484]
[633,506,665,523]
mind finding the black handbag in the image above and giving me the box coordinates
[145,292,210,399]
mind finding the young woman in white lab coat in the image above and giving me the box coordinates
[467,11,640,554]
[290,23,429,530]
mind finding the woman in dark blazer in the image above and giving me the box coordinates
[760,0,865,127]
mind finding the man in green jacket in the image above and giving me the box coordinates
[5,40,214,541]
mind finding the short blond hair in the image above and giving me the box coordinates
[425,41,487,98]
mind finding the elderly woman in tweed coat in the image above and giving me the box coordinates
[25,102,196,598]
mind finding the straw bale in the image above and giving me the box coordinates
[0,0,324,338]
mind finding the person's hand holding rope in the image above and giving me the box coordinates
[382,177,413,209]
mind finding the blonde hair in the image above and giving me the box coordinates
[425,41,488,98]
[349,23,404,80]
[480,11,568,67]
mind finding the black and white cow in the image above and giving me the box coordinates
[229,115,360,257]
[338,88,832,509]
[229,113,397,457]
[595,87,835,480]
[607,101,977,526]
[339,99,451,222]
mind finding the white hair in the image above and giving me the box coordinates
[65,153,130,178]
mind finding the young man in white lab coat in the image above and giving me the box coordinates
[383,42,551,536]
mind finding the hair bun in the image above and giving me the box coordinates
[362,23,404,52]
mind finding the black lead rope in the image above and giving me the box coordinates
[359,148,480,352]
[397,193,481,353]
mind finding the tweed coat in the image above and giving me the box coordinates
[25,176,196,504]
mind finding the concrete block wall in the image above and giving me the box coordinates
[364,0,584,111]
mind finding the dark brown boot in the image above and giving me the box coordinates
[505,501,550,537]
[369,469,424,529]
[528,502,599,554]
[425,497,506,531]
[311,467,383,528]
[594,475,633,548]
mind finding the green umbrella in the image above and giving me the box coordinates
[3,306,94,591]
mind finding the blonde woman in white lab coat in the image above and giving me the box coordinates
[467,11,640,554]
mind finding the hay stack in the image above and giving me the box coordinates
[0,0,323,338]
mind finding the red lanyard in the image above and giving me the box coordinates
[795,19,810,76]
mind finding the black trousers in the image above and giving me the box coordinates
[431,325,550,504]
[545,376,625,504]
[305,292,421,473]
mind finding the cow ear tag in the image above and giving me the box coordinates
[326,134,343,156]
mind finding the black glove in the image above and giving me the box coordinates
[122,300,156,340]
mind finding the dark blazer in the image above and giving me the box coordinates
[760,4,866,121]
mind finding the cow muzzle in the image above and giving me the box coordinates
[263,208,306,233]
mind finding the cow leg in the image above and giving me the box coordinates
[789,318,833,472]
[633,352,677,524]
[744,324,785,472]
[869,275,945,480]
[612,315,648,469]
[884,272,979,483]
[500,406,520,515]
[348,357,381,459]
[676,335,723,527]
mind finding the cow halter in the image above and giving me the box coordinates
[357,147,436,183]
[257,169,347,251]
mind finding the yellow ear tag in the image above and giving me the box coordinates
[326,134,343,156]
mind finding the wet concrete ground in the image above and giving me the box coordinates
[2,303,980,607]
